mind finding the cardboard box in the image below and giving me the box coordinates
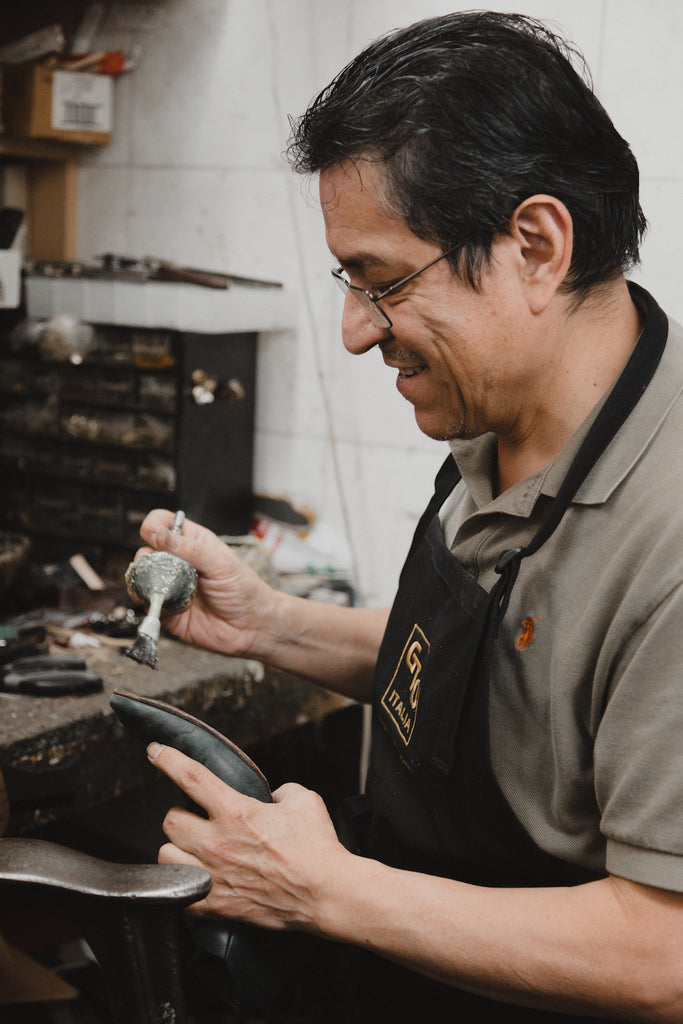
[3,65,112,145]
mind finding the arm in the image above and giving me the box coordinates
[327,856,683,1021]
[137,509,388,702]
[148,744,683,1022]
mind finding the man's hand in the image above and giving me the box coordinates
[134,509,279,660]
[146,740,683,1020]
[147,741,349,933]
[132,509,387,703]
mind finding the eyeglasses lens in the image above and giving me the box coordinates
[332,270,391,328]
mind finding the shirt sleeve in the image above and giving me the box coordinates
[596,582,683,891]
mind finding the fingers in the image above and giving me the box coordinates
[147,741,253,820]
[271,780,315,805]
[158,837,203,869]
[138,509,236,577]
[149,745,345,932]
[157,839,215,916]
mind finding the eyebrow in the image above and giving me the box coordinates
[332,251,391,271]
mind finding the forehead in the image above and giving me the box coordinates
[319,161,425,265]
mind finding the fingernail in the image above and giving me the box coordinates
[147,741,163,761]
[164,527,181,551]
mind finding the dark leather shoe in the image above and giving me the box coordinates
[110,688,311,1015]
[110,688,271,802]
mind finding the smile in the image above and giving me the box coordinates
[382,350,428,391]
[394,363,428,400]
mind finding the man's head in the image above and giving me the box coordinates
[288,11,645,298]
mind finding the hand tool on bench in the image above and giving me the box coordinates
[0,654,103,695]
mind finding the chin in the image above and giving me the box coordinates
[414,411,472,442]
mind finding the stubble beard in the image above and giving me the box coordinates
[416,408,477,443]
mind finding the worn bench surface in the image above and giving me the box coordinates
[0,636,342,835]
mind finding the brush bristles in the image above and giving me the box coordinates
[125,632,159,670]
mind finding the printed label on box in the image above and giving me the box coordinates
[51,71,112,133]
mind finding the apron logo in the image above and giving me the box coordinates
[380,624,430,746]
[515,615,540,650]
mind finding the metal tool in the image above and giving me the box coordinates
[124,511,197,670]
[27,254,283,291]
[109,689,309,1015]
[0,654,103,695]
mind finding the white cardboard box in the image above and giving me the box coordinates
[3,66,112,145]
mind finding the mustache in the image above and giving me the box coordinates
[380,342,423,363]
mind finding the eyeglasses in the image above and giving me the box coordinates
[331,247,455,329]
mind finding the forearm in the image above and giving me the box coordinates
[250,591,389,703]
[139,509,388,703]
[150,742,683,1021]
[314,854,683,1021]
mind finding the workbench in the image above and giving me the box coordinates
[0,633,359,1019]
[0,635,349,852]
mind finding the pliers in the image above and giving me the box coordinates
[0,655,103,695]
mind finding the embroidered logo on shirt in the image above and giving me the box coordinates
[515,616,540,650]
[380,624,430,746]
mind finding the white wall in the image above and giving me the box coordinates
[77,0,683,606]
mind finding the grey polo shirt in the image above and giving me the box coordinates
[440,301,683,892]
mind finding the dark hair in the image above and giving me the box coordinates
[288,11,646,296]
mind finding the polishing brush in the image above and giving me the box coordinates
[124,511,198,669]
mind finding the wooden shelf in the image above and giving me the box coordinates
[0,135,82,161]
[0,134,77,261]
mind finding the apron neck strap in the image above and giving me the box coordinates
[403,454,462,568]
[490,284,668,628]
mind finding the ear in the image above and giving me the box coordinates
[509,195,573,314]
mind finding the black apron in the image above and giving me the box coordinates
[351,285,668,1022]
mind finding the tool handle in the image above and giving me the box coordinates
[2,671,103,695]
[6,655,87,674]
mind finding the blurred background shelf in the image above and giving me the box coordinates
[0,134,77,260]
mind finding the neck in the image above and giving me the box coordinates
[495,278,643,495]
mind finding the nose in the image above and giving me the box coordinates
[341,294,392,355]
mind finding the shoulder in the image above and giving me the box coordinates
[577,311,683,511]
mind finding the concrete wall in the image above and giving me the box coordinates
[78,0,683,605]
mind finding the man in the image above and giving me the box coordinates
[137,12,683,1021]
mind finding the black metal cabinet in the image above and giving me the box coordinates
[0,322,256,569]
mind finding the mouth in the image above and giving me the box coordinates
[393,362,428,400]
[382,347,428,397]
[383,351,427,376]
[396,365,425,380]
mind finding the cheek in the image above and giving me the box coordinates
[423,334,491,413]
[417,323,470,385]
